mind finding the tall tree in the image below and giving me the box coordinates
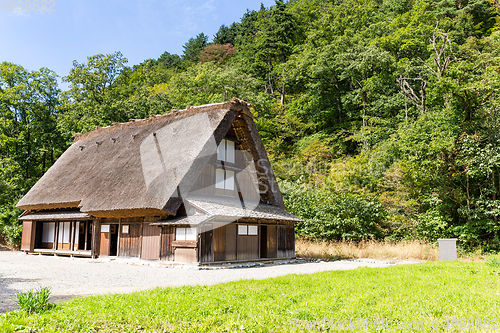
[182,33,209,63]
[213,23,240,45]
[0,62,63,199]
[251,0,298,106]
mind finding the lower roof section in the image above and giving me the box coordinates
[150,214,212,226]
[19,211,93,221]
[187,199,302,222]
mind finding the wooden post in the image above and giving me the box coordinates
[258,220,261,259]
[54,221,59,251]
[91,218,101,259]
[31,221,37,252]
[84,222,88,251]
[196,226,200,263]
[71,222,77,252]
[117,218,122,257]
[68,221,73,253]
[139,221,144,259]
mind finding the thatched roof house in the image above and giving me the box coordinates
[18,98,300,263]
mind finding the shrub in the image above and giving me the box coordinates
[14,287,52,314]
[0,205,23,247]
[281,181,388,241]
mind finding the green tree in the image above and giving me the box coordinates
[182,33,209,63]
[213,23,240,45]
[0,63,63,245]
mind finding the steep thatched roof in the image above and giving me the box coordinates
[17,98,286,219]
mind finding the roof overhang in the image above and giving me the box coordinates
[150,214,212,226]
[187,199,303,222]
[19,211,93,221]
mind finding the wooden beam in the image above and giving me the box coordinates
[72,222,77,251]
[258,224,261,259]
[117,218,121,257]
[84,221,88,251]
[68,221,73,252]
[91,218,101,259]
[139,221,143,259]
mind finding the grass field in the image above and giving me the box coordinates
[1,260,500,332]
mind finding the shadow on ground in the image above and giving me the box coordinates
[0,274,74,313]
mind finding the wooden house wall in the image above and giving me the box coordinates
[190,156,216,196]
[213,224,226,262]
[160,226,174,260]
[174,248,197,262]
[21,220,93,254]
[277,224,295,258]
[266,225,277,258]
[200,223,213,263]
[142,224,161,260]
[225,224,237,261]
[197,221,294,262]
[237,233,259,260]
[21,221,35,251]
[189,135,253,200]
[20,218,295,262]
[118,218,142,258]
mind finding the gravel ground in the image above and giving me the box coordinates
[0,250,421,313]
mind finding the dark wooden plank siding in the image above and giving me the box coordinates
[119,223,141,258]
[267,225,277,258]
[213,225,226,262]
[237,234,259,260]
[277,225,286,258]
[277,224,295,258]
[225,224,237,261]
[190,155,216,195]
[160,226,174,261]
[141,224,161,260]
[190,141,249,199]
[200,223,213,263]
[287,224,295,258]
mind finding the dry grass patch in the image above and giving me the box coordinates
[296,238,438,261]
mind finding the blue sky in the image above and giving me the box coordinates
[0,0,276,83]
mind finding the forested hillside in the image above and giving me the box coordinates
[1,0,499,249]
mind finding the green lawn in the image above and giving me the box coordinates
[1,261,500,332]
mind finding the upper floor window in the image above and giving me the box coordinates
[217,139,235,164]
[215,168,234,190]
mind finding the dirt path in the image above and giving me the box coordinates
[0,250,421,313]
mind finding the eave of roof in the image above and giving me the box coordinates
[187,199,303,222]
[150,214,212,226]
[19,211,93,221]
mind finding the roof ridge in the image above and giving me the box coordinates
[73,98,252,143]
